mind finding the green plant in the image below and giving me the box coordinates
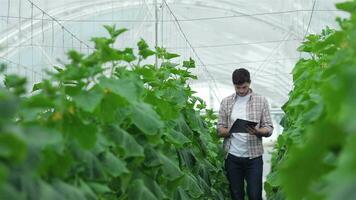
[0,25,229,199]
[265,1,356,200]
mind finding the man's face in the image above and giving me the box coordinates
[234,82,250,97]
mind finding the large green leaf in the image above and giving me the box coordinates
[182,173,204,198]
[0,132,27,162]
[99,94,129,124]
[99,77,142,102]
[158,153,183,181]
[73,86,104,113]
[63,116,98,149]
[107,127,144,158]
[137,39,155,59]
[174,187,190,200]
[102,151,130,177]
[0,90,18,120]
[87,181,112,194]
[131,103,163,135]
[53,180,87,200]
[163,129,191,148]
[24,126,62,147]
[127,180,158,200]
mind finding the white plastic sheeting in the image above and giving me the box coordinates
[0,0,348,110]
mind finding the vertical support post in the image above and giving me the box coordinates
[209,83,214,109]
[154,0,158,68]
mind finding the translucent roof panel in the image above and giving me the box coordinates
[0,0,348,110]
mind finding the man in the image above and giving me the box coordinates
[217,68,273,200]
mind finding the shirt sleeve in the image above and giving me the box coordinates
[260,98,274,137]
[217,98,228,134]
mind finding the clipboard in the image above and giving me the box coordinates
[229,118,258,134]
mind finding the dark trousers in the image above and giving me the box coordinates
[225,153,263,200]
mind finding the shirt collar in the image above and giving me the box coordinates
[233,88,254,100]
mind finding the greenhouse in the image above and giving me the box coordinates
[0,0,355,199]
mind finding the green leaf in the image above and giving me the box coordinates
[91,37,112,49]
[174,187,190,200]
[161,61,179,68]
[104,25,128,39]
[99,77,142,102]
[0,132,27,162]
[23,93,55,108]
[0,90,18,120]
[140,49,156,59]
[0,184,25,200]
[102,151,130,176]
[37,180,64,200]
[53,180,87,200]
[336,1,356,13]
[137,38,149,50]
[182,173,204,198]
[0,63,6,73]
[143,146,162,168]
[107,127,144,158]
[68,50,84,64]
[73,86,104,113]
[182,58,196,69]
[164,52,180,60]
[131,103,164,135]
[0,163,8,185]
[88,182,112,194]
[4,75,27,95]
[137,39,155,59]
[25,126,62,147]
[154,100,180,120]
[64,117,98,149]
[4,74,26,88]
[127,180,158,200]
[159,153,184,181]
[119,48,137,63]
[164,130,191,147]
[78,180,97,200]
[38,147,73,179]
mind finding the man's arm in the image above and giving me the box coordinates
[247,98,273,137]
[218,126,230,138]
[217,99,230,138]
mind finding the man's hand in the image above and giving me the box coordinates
[218,127,230,138]
[246,126,270,137]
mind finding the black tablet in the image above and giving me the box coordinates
[229,118,258,133]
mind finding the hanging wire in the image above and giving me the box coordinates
[0,56,44,77]
[18,0,22,75]
[51,20,54,56]
[26,0,93,50]
[31,2,33,46]
[162,0,221,102]
[6,0,11,59]
[7,0,11,24]
[62,27,65,53]
[0,9,339,23]
[198,58,299,67]
[41,12,45,43]
[303,0,317,39]
[161,2,164,46]
[166,38,302,49]
[253,33,292,77]
[299,0,317,59]
[31,2,34,82]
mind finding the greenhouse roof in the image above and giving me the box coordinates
[0,0,348,110]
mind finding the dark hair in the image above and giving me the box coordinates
[232,68,251,85]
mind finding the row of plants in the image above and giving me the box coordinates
[265,1,356,200]
[0,25,229,199]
